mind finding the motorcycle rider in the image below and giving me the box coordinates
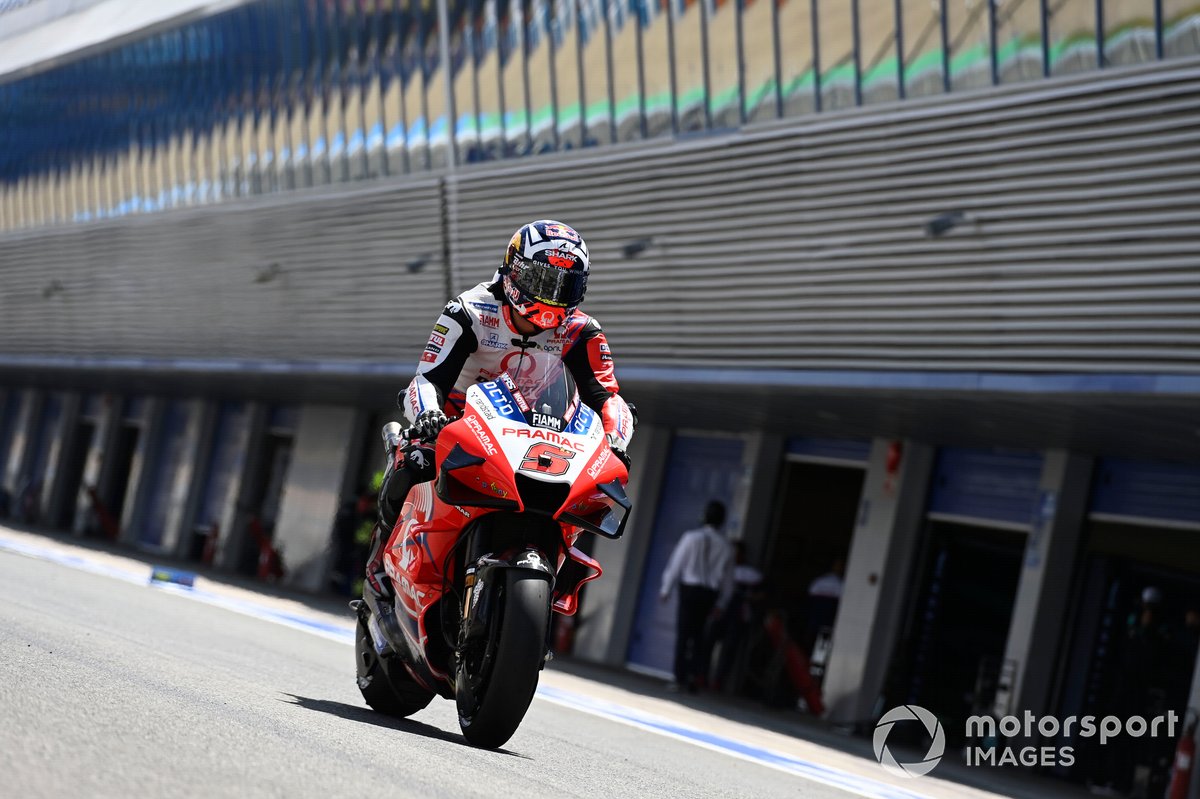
[364,219,636,602]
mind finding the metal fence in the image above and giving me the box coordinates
[2,0,1199,231]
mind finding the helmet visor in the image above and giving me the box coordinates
[511,256,587,308]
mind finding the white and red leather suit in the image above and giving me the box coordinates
[400,279,636,452]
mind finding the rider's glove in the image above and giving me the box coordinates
[413,409,449,440]
[610,444,632,473]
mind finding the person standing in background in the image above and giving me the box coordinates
[659,500,734,693]
[802,556,845,655]
[711,541,767,693]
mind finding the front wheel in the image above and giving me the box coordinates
[456,569,551,748]
[355,616,435,718]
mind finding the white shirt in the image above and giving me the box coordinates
[659,525,734,605]
[808,573,844,599]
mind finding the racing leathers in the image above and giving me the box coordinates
[402,280,634,447]
[365,279,635,599]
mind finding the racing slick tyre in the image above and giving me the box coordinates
[355,616,435,718]
[456,569,551,748]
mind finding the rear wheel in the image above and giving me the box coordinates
[456,569,551,748]
[355,616,435,717]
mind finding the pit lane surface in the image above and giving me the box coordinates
[0,531,1012,799]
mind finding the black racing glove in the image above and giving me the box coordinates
[413,409,449,441]
[612,447,632,473]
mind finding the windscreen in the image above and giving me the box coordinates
[501,348,580,434]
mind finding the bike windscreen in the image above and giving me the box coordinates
[500,351,581,433]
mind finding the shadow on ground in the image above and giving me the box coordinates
[279,693,529,758]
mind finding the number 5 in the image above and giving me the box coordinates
[519,443,576,476]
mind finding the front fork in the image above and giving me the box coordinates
[457,547,556,662]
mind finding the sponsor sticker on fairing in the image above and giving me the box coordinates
[587,448,611,480]
[567,404,596,435]
[501,427,587,452]
[499,374,531,413]
[475,394,497,421]
[478,381,522,421]
[531,412,563,432]
[463,415,498,456]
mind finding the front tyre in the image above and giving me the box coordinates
[456,569,551,748]
[355,616,435,718]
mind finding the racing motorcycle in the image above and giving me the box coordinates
[353,357,632,748]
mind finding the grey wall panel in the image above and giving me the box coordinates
[447,61,1200,373]
[0,180,447,365]
[1,60,1198,376]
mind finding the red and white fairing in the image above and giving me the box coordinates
[380,365,629,691]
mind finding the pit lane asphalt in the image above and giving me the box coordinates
[0,527,1023,799]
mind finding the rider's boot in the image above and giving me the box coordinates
[363,519,393,606]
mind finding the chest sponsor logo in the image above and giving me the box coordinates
[471,301,499,313]
[479,314,500,328]
[500,351,539,383]
[481,332,506,350]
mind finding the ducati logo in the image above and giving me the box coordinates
[500,350,538,378]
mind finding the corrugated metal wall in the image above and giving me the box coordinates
[0,178,447,366]
[2,59,1198,375]
[450,61,1200,373]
